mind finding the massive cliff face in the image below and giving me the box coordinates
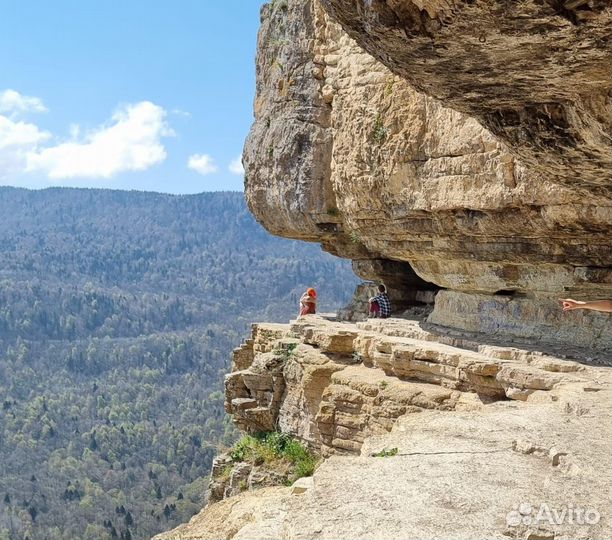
[243,0,611,352]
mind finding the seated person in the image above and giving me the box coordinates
[299,287,317,316]
[368,284,391,318]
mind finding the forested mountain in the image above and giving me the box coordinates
[0,187,358,540]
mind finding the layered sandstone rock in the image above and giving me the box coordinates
[243,0,611,351]
[224,316,606,456]
[155,315,612,540]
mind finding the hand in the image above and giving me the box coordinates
[559,298,612,313]
[559,298,585,311]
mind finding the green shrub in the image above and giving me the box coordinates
[216,465,233,482]
[229,435,257,462]
[227,432,319,482]
[284,440,317,479]
[274,342,297,363]
[373,447,398,458]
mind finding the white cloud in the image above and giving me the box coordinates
[0,114,51,180]
[0,115,50,149]
[25,101,173,179]
[0,89,47,114]
[188,153,218,176]
[229,156,244,176]
[171,108,191,118]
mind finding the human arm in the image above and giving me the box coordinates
[559,299,612,313]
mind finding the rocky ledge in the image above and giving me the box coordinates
[155,315,611,540]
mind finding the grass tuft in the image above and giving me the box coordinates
[228,431,319,482]
[370,114,388,144]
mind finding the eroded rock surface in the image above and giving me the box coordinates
[320,0,612,190]
[243,0,611,351]
[155,315,612,540]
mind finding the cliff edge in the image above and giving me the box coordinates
[155,315,611,539]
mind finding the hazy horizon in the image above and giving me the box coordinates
[0,183,244,196]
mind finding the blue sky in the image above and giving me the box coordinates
[0,1,265,193]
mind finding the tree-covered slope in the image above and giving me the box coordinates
[0,187,358,540]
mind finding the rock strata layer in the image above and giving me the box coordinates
[243,0,611,351]
[224,316,607,456]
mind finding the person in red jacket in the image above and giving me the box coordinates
[299,288,317,316]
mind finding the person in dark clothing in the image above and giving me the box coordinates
[368,284,391,318]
